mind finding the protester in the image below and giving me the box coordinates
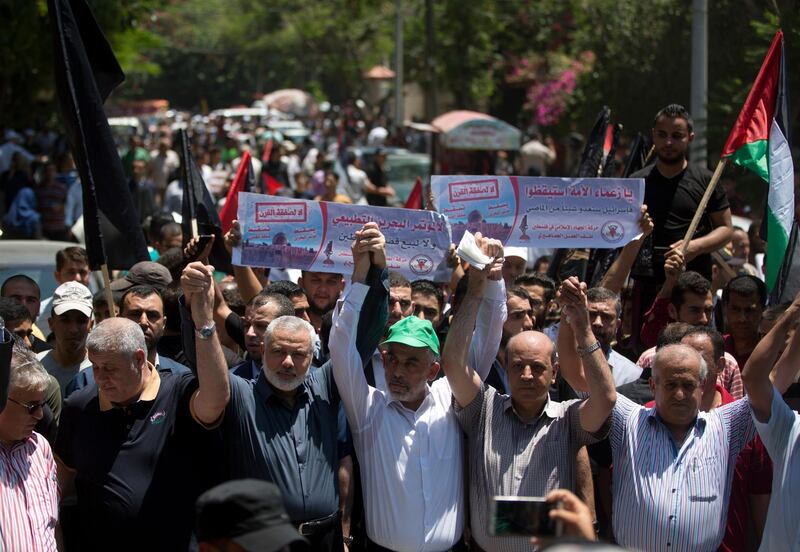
[298,270,345,333]
[55,288,229,550]
[36,246,92,337]
[0,346,59,551]
[36,281,93,396]
[741,293,800,550]
[1,275,46,345]
[443,273,616,552]
[561,342,755,551]
[185,252,388,550]
[231,292,295,380]
[330,223,504,551]
[723,275,767,368]
[557,287,641,390]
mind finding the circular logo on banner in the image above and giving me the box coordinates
[601,221,625,243]
[409,254,434,276]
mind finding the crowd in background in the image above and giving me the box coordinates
[0,103,797,552]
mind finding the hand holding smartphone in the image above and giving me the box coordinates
[489,496,563,538]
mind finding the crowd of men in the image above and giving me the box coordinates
[0,102,797,552]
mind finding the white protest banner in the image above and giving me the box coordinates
[431,175,644,248]
[233,192,452,281]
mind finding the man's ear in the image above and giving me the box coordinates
[428,360,441,382]
[648,375,656,396]
[687,132,695,144]
[551,361,559,386]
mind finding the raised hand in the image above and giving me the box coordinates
[181,261,216,326]
[223,220,242,254]
[557,276,590,332]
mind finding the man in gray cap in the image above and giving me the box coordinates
[36,282,93,397]
[196,479,308,552]
[110,261,173,293]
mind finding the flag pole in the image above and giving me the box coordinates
[680,158,727,255]
[100,263,116,317]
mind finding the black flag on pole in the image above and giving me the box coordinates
[49,0,149,270]
[178,130,231,272]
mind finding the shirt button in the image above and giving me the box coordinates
[671,489,676,493]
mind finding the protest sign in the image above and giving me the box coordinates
[431,175,644,248]
[233,192,452,281]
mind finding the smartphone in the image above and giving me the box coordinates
[489,496,563,537]
[187,234,214,262]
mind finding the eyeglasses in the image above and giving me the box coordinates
[7,397,46,415]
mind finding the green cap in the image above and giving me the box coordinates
[381,316,440,356]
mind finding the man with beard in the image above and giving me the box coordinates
[558,287,642,394]
[329,223,504,551]
[630,104,733,309]
[36,282,93,397]
[298,271,345,333]
[233,292,296,380]
[184,247,389,550]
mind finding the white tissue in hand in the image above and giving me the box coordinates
[457,230,494,270]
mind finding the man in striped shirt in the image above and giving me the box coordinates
[0,345,59,551]
[567,341,754,551]
[443,275,616,552]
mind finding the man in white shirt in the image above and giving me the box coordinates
[742,292,800,550]
[330,223,502,551]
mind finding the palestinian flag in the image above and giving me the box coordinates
[722,30,794,293]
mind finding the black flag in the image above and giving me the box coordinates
[49,0,149,270]
[178,130,231,272]
[576,106,611,177]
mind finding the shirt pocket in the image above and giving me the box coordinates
[686,453,721,502]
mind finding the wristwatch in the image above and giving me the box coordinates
[195,321,216,340]
[343,535,354,547]
[577,340,601,358]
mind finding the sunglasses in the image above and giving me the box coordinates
[7,397,46,415]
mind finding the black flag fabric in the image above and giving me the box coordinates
[49,0,149,270]
[576,106,611,178]
[178,130,231,272]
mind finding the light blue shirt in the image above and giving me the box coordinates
[753,386,800,551]
[611,394,755,552]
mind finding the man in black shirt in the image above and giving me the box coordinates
[55,266,229,551]
[631,104,733,284]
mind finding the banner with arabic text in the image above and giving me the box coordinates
[233,192,452,281]
[431,175,644,248]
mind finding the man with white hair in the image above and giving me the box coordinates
[0,345,59,551]
[184,252,389,550]
[560,340,755,551]
[54,266,230,551]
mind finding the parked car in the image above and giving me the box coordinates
[0,240,100,299]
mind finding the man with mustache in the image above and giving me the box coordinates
[330,222,504,551]
[443,275,616,552]
[299,271,345,333]
[185,248,389,550]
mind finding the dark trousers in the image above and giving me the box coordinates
[293,511,343,552]
[365,536,466,552]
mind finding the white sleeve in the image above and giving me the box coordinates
[469,279,507,381]
[330,283,380,432]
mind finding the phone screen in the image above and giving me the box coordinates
[490,496,562,537]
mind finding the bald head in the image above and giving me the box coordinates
[506,331,556,369]
[87,317,147,360]
[652,343,707,383]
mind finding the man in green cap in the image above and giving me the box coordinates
[330,221,503,551]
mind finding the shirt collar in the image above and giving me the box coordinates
[646,404,707,432]
[502,394,558,424]
[99,362,161,412]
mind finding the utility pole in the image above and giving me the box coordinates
[425,0,437,120]
[690,0,708,165]
[394,0,404,131]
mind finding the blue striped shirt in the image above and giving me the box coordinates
[610,394,755,552]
